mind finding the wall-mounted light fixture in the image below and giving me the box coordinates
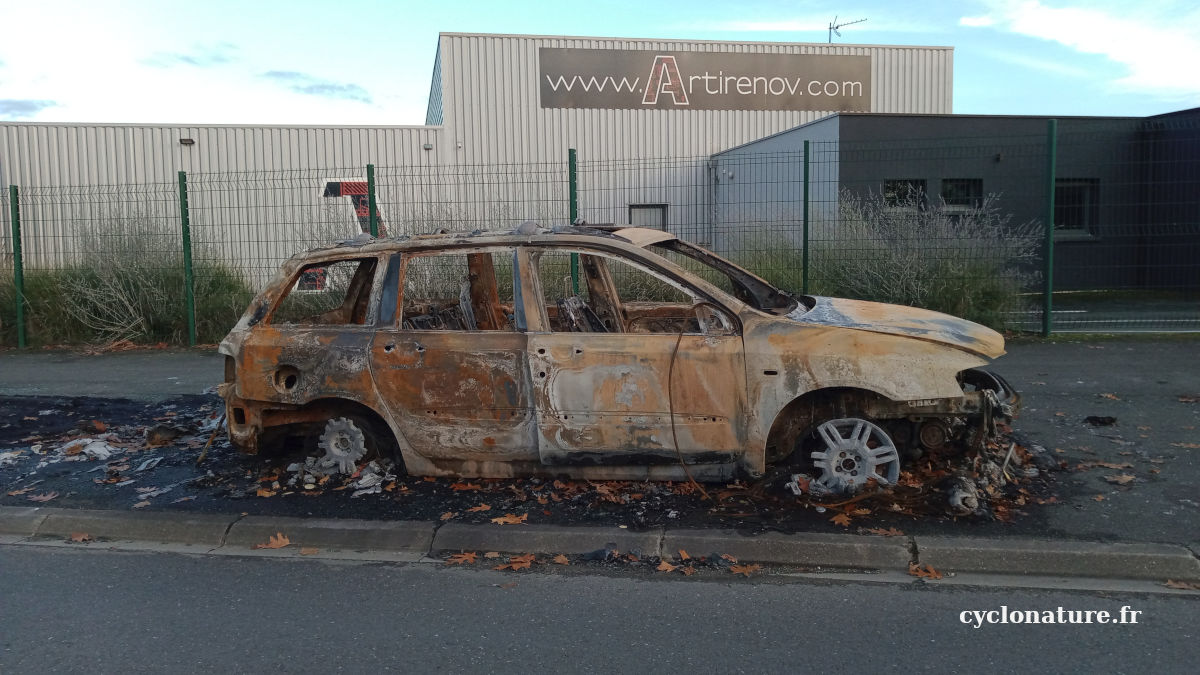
[179,138,196,146]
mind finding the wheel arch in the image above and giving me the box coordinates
[764,386,894,465]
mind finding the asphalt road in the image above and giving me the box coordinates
[1,545,1196,673]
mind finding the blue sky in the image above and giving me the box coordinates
[1,0,1196,124]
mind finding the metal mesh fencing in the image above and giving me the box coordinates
[2,124,1198,347]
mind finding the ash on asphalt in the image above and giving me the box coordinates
[0,394,1064,539]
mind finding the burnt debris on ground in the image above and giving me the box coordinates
[1,394,1063,535]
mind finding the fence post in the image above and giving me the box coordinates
[367,163,379,237]
[802,141,811,295]
[568,148,580,294]
[178,171,196,347]
[1042,120,1057,337]
[9,185,25,348]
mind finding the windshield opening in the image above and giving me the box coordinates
[648,240,802,315]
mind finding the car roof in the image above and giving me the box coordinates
[297,224,679,260]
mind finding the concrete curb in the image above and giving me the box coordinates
[432,523,663,556]
[916,536,1200,581]
[3,506,1198,581]
[663,528,912,571]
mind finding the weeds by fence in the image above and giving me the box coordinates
[2,124,1198,347]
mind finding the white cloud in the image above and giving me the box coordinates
[959,16,995,27]
[963,1,1200,98]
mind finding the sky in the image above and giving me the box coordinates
[1,0,1197,125]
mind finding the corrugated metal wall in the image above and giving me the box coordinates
[0,124,445,187]
[436,33,953,165]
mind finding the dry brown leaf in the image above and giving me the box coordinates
[484,551,501,559]
[830,513,852,527]
[27,492,59,502]
[657,560,678,572]
[908,563,944,580]
[850,508,871,516]
[1164,579,1200,590]
[864,527,905,537]
[1100,393,1121,400]
[680,566,696,576]
[1177,396,1198,404]
[552,554,570,565]
[450,482,482,491]
[1093,494,1106,502]
[494,553,535,571]
[252,532,290,550]
[300,547,319,556]
[440,511,458,521]
[69,532,93,543]
[467,504,491,512]
[7,486,34,496]
[678,549,690,561]
[93,420,107,432]
[1104,474,1136,485]
[132,500,150,508]
[446,552,478,565]
[256,487,277,498]
[490,513,528,525]
[1171,443,1200,449]
[730,564,761,577]
[720,553,738,563]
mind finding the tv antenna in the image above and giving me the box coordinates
[828,16,868,43]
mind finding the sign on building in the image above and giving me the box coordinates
[539,48,872,112]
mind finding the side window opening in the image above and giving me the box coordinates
[532,249,735,336]
[272,258,378,326]
[401,249,517,331]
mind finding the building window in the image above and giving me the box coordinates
[1055,179,1099,236]
[629,203,668,230]
[883,179,927,209]
[941,178,983,209]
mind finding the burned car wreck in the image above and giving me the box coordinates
[217,225,1018,493]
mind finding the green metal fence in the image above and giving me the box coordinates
[3,125,1198,347]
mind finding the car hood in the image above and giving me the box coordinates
[788,296,1005,359]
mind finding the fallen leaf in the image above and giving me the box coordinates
[908,563,943,580]
[7,487,34,496]
[1170,443,1200,449]
[27,492,59,502]
[93,420,108,432]
[720,553,738,563]
[252,532,290,549]
[22,416,38,421]
[300,547,319,556]
[440,511,458,521]
[256,487,276,498]
[678,549,690,561]
[490,513,529,525]
[467,503,491,512]
[656,560,678,572]
[483,551,501,559]
[494,553,536,571]
[1093,494,1106,502]
[446,552,478,565]
[132,501,150,508]
[1137,425,1151,431]
[850,507,872,516]
[730,564,761,577]
[1054,412,1066,417]
[450,482,482,491]
[680,566,696,576]
[496,582,518,589]
[864,527,906,537]
[1104,474,1136,485]
[423,476,437,482]
[69,532,92,543]
[1178,396,1198,404]
[1100,393,1120,400]
[830,513,852,527]
[552,554,570,565]
[1165,579,1200,590]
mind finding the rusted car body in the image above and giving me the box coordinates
[218,225,1018,489]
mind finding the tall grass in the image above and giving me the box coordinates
[1,217,253,347]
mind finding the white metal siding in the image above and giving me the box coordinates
[436,33,952,166]
[0,124,445,187]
